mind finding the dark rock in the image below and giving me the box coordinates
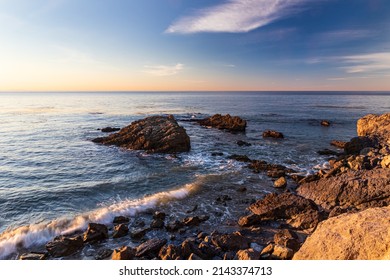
[95,248,113,260]
[159,244,183,260]
[136,238,167,258]
[237,140,251,147]
[238,192,320,230]
[19,252,47,260]
[317,149,342,156]
[321,120,331,127]
[216,195,232,203]
[101,127,120,133]
[211,152,224,156]
[297,169,390,212]
[166,220,184,232]
[46,235,84,258]
[227,154,251,162]
[198,241,219,259]
[181,239,205,259]
[298,174,320,185]
[237,186,247,192]
[112,223,129,238]
[344,136,377,155]
[92,115,190,153]
[274,229,300,252]
[267,170,286,178]
[211,232,250,251]
[331,140,347,149]
[113,216,130,224]
[130,228,149,239]
[150,219,165,229]
[235,248,260,260]
[83,223,109,243]
[262,130,284,139]
[188,253,203,260]
[182,216,202,227]
[186,204,198,213]
[153,211,166,220]
[223,251,236,260]
[112,246,136,260]
[198,114,247,132]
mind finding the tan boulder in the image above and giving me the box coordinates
[357,113,390,144]
[293,206,390,260]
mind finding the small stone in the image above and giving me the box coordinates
[263,130,284,139]
[112,246,136,260]
[188,253,203,260]
[272,245,294,260]
[153,211,166,220]
[237,140,251,147]
[112,223,129,238]
[274,177,287,188]
[150,219,165,229]
[321,120,331,126]
[237,186,247,192]
[381,155,390,168]
[130,228,149,239]
[235,248,260,260]
[95,248,113,260]
[261,244,274,256]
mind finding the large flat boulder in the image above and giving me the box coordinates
[297,169,390,212]
[198,114,246,132]
[293,206,390,260]
[93,115,190,153]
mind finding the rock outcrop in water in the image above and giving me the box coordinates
[293,206,390,260]
[198,114,247,132]
[92,115,190,153]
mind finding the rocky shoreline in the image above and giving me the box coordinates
[18,112,390,260]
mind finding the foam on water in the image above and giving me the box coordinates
[0,176,205,259]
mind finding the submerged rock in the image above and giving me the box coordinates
[262,130,284,139]
[198,114,247,132]
[293,206,390,260]
[320,120,331,127]
[101,127,120,133]
[92,115,190,153]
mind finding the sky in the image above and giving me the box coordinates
[0,0,389,91]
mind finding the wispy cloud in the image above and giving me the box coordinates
[165,0,311,34]
[341,52,390,74]
[143,63,184,76]
[313,29,375,45]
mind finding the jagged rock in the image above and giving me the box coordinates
[188,253,203,260]
[101,127,120,133]
[136,238,167,258]
[272,245,294,260]
[260,244,274,256]
[274,177,287,188]
[262,130,284,139]
[112,246,136,260]
[95,248,113,260]
[181,239,204,259]
[235,248,260,260]
[293,206,390,260]
[83,223,109,243]
[331,140,347,149]
[159,244,183,260]
[211,232,250,251]
[112,223,129,238]
[153,211,166,220]
[182,216,201,227]
[46,236,83,258]
[274,229,300,252]
[130,228,149,239]
[113,216,130,224]
[150,219,165,229]
[198,114,247,132]
[237,140,251,146]
[166,220,184,232]
[198,241,219,259]
[19,252,47,260]
[238,192,320,230]
[357,113,390,144]
[344,136,377,155]
[297,169,390,211]
[92,115,190,153]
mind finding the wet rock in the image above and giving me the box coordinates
[92,115,191,153]
[238,192,320,230]
[112,223,129,238]
[182,216,202,227]
[130,228,149,239]
[181,239,204,259]
[344,136,377,155]
[272,245,294,260]
[237,186,247,192]
[298,174,320,185]
[267,169,286,178]
[262,130,284,139]
[274,229,300,252]
[237,140,251,146]
[83,223,109,243]
[317,149,341,156]
[331,140,347,149]
[159,244,183,260]
[166,220,184,232]
[294,206,390,260]
[297,169,390,212]
[223,251,236,260]
[357,113,390,145]
[216,195,232,203]
[198,114,247,132]
[46,236,84,258]
[227,154,251,162]
[150,219,165,229]
[321,120,331,127]
[101,127,120,133]
[235,248,260,260]
[274,177,287,188]
[112,246,136,260]
[198,241,219,259]
[19,252,47,260]
[186,205,198,213]
[211,152,224,156]
[113,216,130,224]
[211,232,250,251]
[188,253,203,260]
[95,248,113,260]
[153,211,166,220]
[136,238,167,258]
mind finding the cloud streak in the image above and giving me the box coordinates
[143,63,184,76]
[341,52,390,74]
[165,0,310,34]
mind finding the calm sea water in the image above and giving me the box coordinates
[0,91,389,259]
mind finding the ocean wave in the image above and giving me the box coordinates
[0,176,206,259]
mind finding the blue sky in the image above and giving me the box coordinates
[0,0,389,91]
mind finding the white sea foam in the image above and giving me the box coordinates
[0,178,203,259]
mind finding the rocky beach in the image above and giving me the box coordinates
[16,111,390,261]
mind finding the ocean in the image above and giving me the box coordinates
[0,91,389,259]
